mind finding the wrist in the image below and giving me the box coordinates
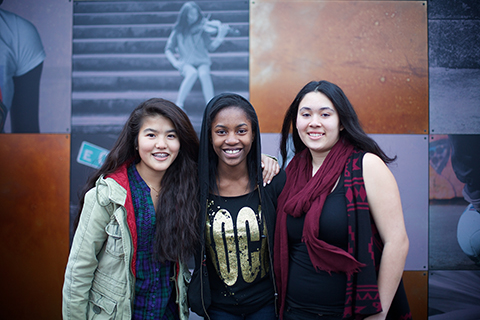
[262,153,278,162]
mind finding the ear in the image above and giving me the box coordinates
[134,137,139,150]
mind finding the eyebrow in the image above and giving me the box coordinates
[299,106,335,112]
[142,128,176,133]
[214,123,248,129]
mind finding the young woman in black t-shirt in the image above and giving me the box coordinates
[188,93,286,320]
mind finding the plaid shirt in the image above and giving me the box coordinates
[128,164,178,320]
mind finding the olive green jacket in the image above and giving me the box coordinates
[62,165,190,319]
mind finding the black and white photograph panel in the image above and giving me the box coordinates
[429,270,480,319]
[72,0,249,134]
[429,134,480,270]
[1,0,71,133]
[428,0,480,134]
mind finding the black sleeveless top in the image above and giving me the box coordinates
[286,174,348,315]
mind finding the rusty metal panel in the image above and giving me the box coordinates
[403,271,428,319]
[0,134,70,319]
[251,1,428,134]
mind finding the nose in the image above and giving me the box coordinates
[155,138,167,149]
[225,132,239,144]
[308,114,322,127]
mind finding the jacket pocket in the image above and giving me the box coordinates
[104,219,124,259]
[88,289,117,320]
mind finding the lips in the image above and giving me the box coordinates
[152,152,169,160]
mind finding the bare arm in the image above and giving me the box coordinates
[165,31,182,70]
[363,153,409,320]
[165,49,181,70]
[208,23,229,51]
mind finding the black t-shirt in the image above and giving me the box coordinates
[206,189,274,314]
[286,175,348,315]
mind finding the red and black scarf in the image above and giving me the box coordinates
[274,141,411,319]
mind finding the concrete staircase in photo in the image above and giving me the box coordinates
[72,0,249,133]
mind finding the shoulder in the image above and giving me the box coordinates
[94,173,129,207]
[274,169,287,185]
[167,29,179,40]
[264,169,286,197]
[0,9,21,24]
[362,152,385,168]
[0,9,39,35]
[77,183,116,230]
[0,9,42,46]
[362,152,396,187]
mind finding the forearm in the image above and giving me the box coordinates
[62,266,93,319]
[11,62,43,133]
[374,238,409,318]
[165,50,179,68]
[63,190,109,318]
[63,237,99,319]
[209,25,229,51]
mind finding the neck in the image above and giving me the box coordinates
[216,162,251,196]
[309,150,329,176]
[135,163,164,190]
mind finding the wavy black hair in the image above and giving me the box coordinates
[75,98,199,263]
[280,80,396,167]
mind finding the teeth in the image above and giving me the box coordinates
[309,133,323,137]
[154,153,168,157]
[225,149,240,154]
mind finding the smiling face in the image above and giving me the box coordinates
[296,91,343,160]
[211,106,254,170]
[136,115,180,181]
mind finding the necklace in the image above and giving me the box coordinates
[148,184,160,197]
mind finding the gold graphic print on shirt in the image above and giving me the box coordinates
[206,205,268,286]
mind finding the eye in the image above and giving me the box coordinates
[215,129,226,135]
[146,133,155,138]
[321,113,331,117]
[237,128,248,134]
[167,133,177,139]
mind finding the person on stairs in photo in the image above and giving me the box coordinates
[165,1,232,110]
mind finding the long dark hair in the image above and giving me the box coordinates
[173,1,204,35]
[75,98,199,263]
[204,94,259,194]
[280,80,396,167]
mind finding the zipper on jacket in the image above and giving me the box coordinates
[258,186,279,317]
[200,200,211,320]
